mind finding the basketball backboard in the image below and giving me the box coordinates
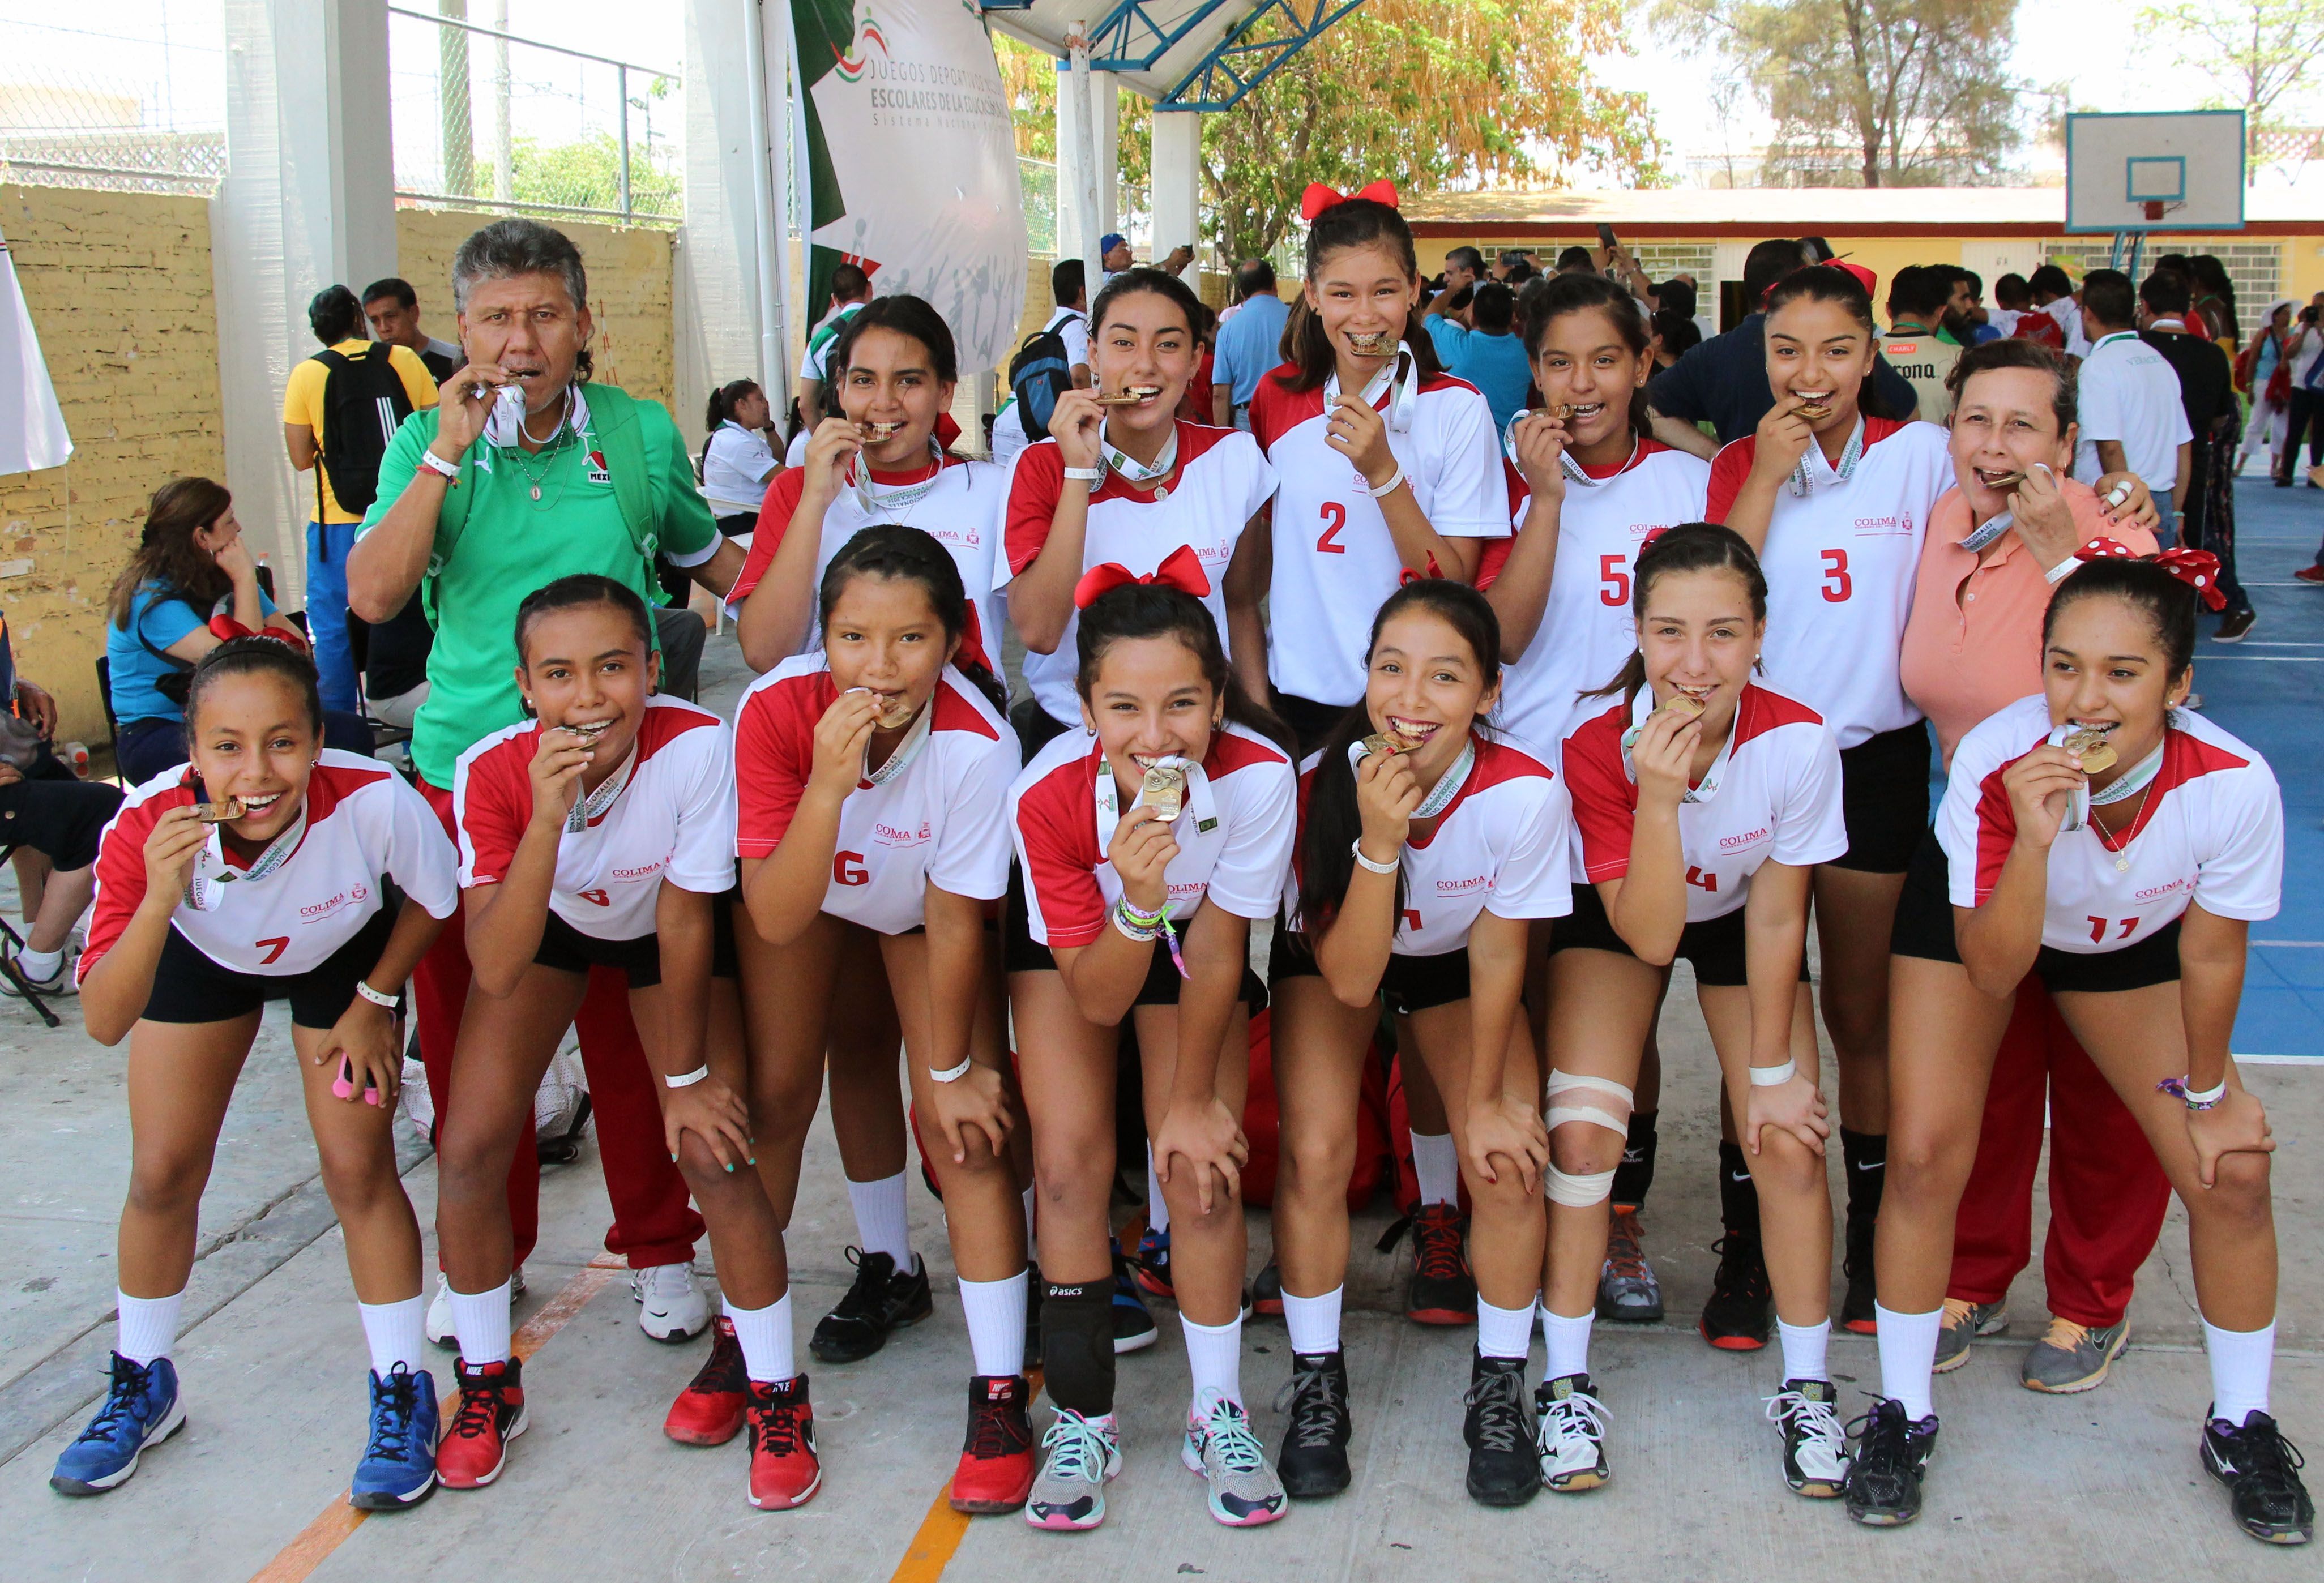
[2066,111,2246,233]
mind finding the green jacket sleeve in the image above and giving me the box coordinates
[357,409,441,541]
[644,401,718,559]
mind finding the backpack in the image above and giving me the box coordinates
[1238,1008,1391,1210]
[314,345,416,516]
[1006,313,1081,439]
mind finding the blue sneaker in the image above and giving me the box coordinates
[1134,1222,1174,1300]
[50,1353,186,1496]
[1110,1240,1156,1354]
[351,1363,441,1509]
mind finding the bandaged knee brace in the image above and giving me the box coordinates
[1544,1070,1635,1208]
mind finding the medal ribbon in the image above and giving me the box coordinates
[1324,342,1422,435]
[857,692,936,789]
[1619,688,1733,804]
[565,736,638,834]
[184,798,310,912]
[849,440,946,517]
[1101,422,1180,487]
[1788,414,1865,499]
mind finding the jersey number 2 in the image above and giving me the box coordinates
[1820,548,1852,603]
[1315,502,1348,554]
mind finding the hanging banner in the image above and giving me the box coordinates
[788,1,1029,374]
[0,225,72,476]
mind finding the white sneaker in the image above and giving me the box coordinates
[631,1261,709,1341]
[1766,1377,1851,1498]
[424,1267,526,1349]
[1,941,75,997]
[1535,1372,1612,1491]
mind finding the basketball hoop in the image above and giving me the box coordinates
[2143,199,2167,222]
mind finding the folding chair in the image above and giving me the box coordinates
[0,844,63,1028]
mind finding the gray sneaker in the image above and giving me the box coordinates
[1027,1409,1121,1531]
[2022,1317,2128,1394]
[1932,1299,2007,1374]
[1180,1396,1288,1526]
[1595,1206,1664,1323]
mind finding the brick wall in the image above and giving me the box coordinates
[0,185,225,745]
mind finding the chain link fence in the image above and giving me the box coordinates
[0,11,226,195]
[387,5,679,226]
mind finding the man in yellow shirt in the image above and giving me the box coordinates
[283,284,438,711]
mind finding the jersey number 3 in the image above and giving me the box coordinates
[1820,547,1852,603]
[1315,502,1348,554]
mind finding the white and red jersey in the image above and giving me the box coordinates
[1563,684,1847,923]
[1000,422,1276,725]
[454,698,737,943]
[734,657,1016,935]
[81,752,459,982]
[1706,416,1951,748]
[1483,441,1711,755]
[1940,695,2282,955]
[1284,735,1573,956]
[1010,722,1295,949]
[1249,364,1507,705]
[728,454,1006,664]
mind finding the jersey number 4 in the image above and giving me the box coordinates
[2087,914,2139,944]
[1684,866,1718,893]
[1316,501,1348,554]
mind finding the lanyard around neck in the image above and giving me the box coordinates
[185,798,310,912]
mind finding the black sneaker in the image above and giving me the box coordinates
[1533,1372,1611,1492]
[1699,1234,1772,1350]
[1110,1245,1156,1354]
[809,1248,933,1364]
[1840,1214,1877,1334]
[1250,1260,1284,1318]
[1272,1350,1352,1499]
[1844,1397,1937,1527]
[1767,1378,1849,1498]
[1462,1354,1539,1507]
[1407,1205,1477,1325]
[2216,607,2259,644]
[2202,1409,2314,1545]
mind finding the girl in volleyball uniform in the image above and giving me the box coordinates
[1264,581,1571,1510]
[1856,553,2309,1545]
[433,577,808,1510]
[1248,184,1505,750]
[1547,525,1849,1501]
[1005,571,1296,1533]
[733,525,1032,1518]
[55,640,457,1507]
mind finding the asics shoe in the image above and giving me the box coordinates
[951,1375,1036,1514]
[2020,1317,2128,1394]
[1535,1372,1612,1493]
[809,1249,932,1363]
[1844,1397,1937,1527]
[1840,1214,1878,1334]
[2202,1409,2314,1545]
[1250,1259,1284,1319]
[1026,1409,1122,1531]
[1181,1396,1288,1526]
[1596,1206,1663,1323]
[1932,1298,2007,1374]
[350,1363,440,1509]
[745,1375,821,1509]
[1272,1349,1352,1499]
[425,1267,524,1350]
[1462,1353,1539,1507]
[1699,1234,1772,1350]
[632,1261,711,1343]
[49,1353,185,1496]
[437,1355,527,1490]
[664,1315,747,1444]
[1111,1246,1157,1354]
[1134,1221,1174,1301]
[1765,1377,1849,1498]
[1406,1204,1477,1325]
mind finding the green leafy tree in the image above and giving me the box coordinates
[2137,0,2324,172]
[1655,0,2023,187]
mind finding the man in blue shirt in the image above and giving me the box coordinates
[1446,281,1531,435]
[1209,259,1292,429]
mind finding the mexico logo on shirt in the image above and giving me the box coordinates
[587,449,612,485]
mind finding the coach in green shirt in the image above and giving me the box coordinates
[349,218,741,793]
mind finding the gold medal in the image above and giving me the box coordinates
[2064,725,2117,775]
[193,798,245,824]
[1139,761,1189,823]
[1345,330,1392,356]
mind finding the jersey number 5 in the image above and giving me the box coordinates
[1599,554,1630,608]
[1316,501,1348,555]
[2087,914,2138,944]
[835,852,870,887]
[1820,547,1852,603]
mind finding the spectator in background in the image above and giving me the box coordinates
[700,377,780,535]
[1988,272,2032,339]
[1179,300,1219,425]
[1950,267,2002,344]
[2139,269,2254,639]
[1209,256,1290,430]
[0,609,123,997]
[362,277,463,382]
[1883,264,1965,422]
[990,258,1091,469]
[1650,305,1702,372]
[1445,279,1530,434]
[282,284,440,713]
[2186,254,2240,345]
[2276,302,2324,487]
[1553,245,1595,275]
[1439,245,1485,301]
[1098,232,1193,288]
[2074,269,2191,531]
[2027,263,2088,356]
[1421,282,1476,364]
[2234,298,2295,476]
[792,260,873,446]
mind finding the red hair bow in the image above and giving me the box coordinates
[1073,544,1212,609]
[207,614,311,656]
[956,601,992,675]
[1301,179,1400,224]
[2074,539,2228,611]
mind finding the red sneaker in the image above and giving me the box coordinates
[2293,563,2324,584]
[949,1375,1035,1514]
[1406,1204,1478,1325]
[664,1316,747,1445]
[745,1376,821,1509]
[438,1356,526,1489]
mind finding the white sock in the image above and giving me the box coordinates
[1410,1130,1458,1206]
[845,1171,914,1268]
[1181,1313,1244,1410]
[1476,1294,1536,1361]
[1282,1285,1344,1357]
[16,944,62,982]
[447,1280,514,1366]
[1778,1317,1831,1384]
[1541,1306,1593,1381]
[958,1270,1028,1379]
[1021,1184,1038,1255]
[358,1295,427,1377]
[725,1293,796,1385]
[1876,1303,1941,1421]
[1146,1145,1170,1234]
[116,1289,183,1367]
[2203,1316,2275,1423]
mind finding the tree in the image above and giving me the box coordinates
[1654,0,2023,187]
[2137,0,2324,170]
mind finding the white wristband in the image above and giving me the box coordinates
[1748,1059,1797,1088]
[353,980,400,1010]
[929,1057,973,1084]
[417,448,461,482]
[1061,464,1103,482]
[2181,1076,2228,1107]
[664,1065,711,1089]
[1351,838,1400,875]
[1363,463,1406,499]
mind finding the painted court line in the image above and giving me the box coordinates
[886,1367,1044,1583]
[248,1255,627,1583]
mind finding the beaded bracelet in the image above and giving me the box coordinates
[2158,1074,2227,1110]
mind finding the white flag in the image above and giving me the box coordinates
[0,223,71,475]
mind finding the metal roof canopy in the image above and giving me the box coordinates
[978,1,1364,109]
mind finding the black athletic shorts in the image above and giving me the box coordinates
[1270,690,1357,759]
[1002,867,1267,1011]
[1888,824,2181,992]
[0,752,122,872]
[1832,721,1932,874]
[142,904,397,1029]
[532,888,742,987]
[1548,878,1755,988]
[1267,927,1471,1014]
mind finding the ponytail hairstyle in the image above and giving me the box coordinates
[704,378,762,438]
[513,573,655,668]
[1073,581,1292,755]
[818,523,1007,715]
[1583,523,1768,704]
[1296,581,1501,935]
[1282,197,1444,393]
[1520,271,1655,441]
[2044,555,2198,683]
[184,634,324,738]
[1761,264,1890,421]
